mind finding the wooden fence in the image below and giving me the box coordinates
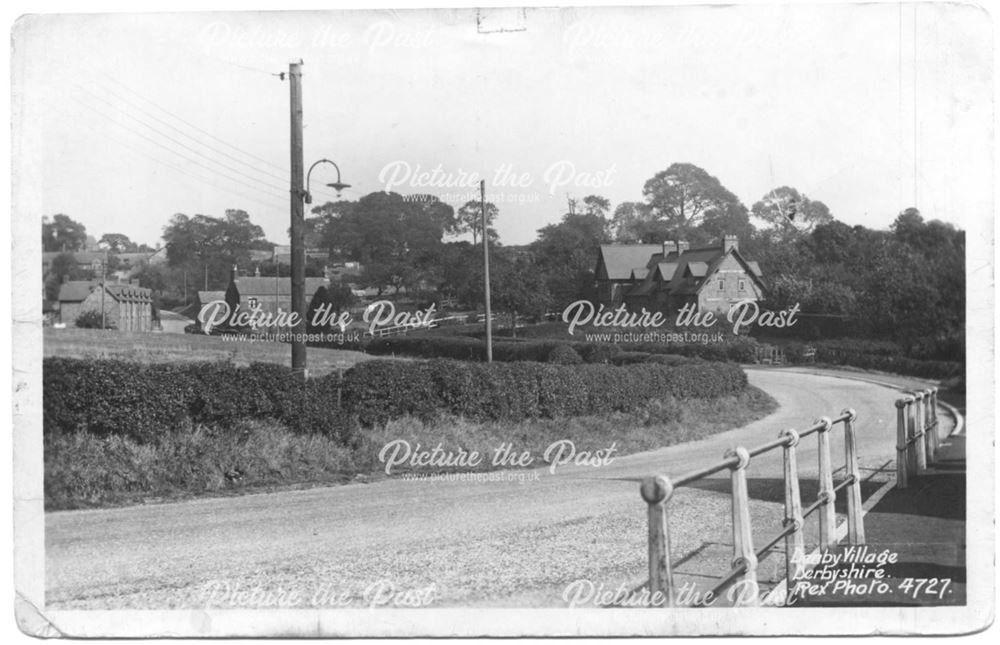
[894,387,940,489]
[639,409,865,607]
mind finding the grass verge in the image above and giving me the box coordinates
[45,386,777,511]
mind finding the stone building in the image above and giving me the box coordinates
[595,235,765,316]
[57,280,154,331]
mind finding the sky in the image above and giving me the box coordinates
[12,2,993,248]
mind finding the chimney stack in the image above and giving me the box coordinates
[723,235,739,253]
[661,241,677,257]
[677,240,690,254]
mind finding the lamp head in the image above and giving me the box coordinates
[327,181,351,197]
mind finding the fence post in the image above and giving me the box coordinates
[840,409,866,545]
[924,388,939,463]
[640,475,675,607]
[904,397,919,477]
[816,417,837,550]
[912,392,927,471]
[780,429,805,589]
[895,398,911,488]
[725,447,759,607]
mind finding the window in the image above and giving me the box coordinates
[718,279,724,290]
[739,279,746,291]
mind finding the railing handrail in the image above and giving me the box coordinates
[640,408,864,608]
[895,387,940,489]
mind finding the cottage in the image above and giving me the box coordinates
[56,280,154,331]
[595,235,765,316]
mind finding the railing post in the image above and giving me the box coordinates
[924,388,939,462]
[725,447,759,607]
[840,409,866,545]
[640,475,675,607]
[780,429,805,588]
[816,417,837,550]
[904,397,919,477]
[912,392,928,471]
[895,398,912,488]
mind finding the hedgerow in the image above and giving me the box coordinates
[44,357,749,439]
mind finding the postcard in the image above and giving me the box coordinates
[10,2,994,637]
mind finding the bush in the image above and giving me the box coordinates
[546,344,583,364]
[75,309,116,330]
[43,358,354,444]
[341,359,747,425]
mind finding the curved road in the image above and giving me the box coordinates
[45,369,941,609]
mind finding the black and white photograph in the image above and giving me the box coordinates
[9,0,994,637]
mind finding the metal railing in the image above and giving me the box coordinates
[639,409,865,607]
[895,387,940,489]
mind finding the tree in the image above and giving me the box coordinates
[491,249,553,337]
[311,192,455,295]
[161,209,272,289]
[530,211,609,309]
[42,214,87,252]
[581,195,611,218]
[98,233,135,253]
[456,200,499,245]
[609,201,653,243]
[751,186,834,234]
[641,163,745,241]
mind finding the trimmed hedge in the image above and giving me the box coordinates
[43,358,350,444]
[341,359,748,425]
[366,335,756,364]
[45,357,748,439]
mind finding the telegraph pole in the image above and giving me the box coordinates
[289,60,307,377]
[481,179,493,362]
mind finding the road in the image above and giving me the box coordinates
[45,368,940,609]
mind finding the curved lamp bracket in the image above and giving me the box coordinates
[305,159,351,204]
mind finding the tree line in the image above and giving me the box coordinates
[41,162,964,353]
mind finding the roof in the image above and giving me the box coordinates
[229,277,329,297]
[746,261,762,277]
[686,261,709,277]
[654,262,678,281]
[197,291,227,304]
[630,267,649,280]
[103,283,153,302]
[596,245,663,280]
[57,281,97,302]
[43,251,107,265]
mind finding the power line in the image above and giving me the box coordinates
[97,71,357,204]
[71,93,291,207]
[72,80,290,194]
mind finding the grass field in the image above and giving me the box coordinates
[43,327,373,376]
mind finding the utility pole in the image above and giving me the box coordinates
[100,251,107,330]
[289,60,307,377]
[481,179,493,362]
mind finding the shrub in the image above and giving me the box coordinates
[43,358,354,444]
[75,309,116,330]
[547,344,583,364]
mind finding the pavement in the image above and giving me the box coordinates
[44,367,962,610]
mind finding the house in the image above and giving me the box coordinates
[196,269,330,319]
[595,235,765,316]
[42,251,108,276]
[56,280,154,331]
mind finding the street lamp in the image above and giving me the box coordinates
[304,159,351,204]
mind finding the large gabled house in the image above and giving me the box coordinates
[594,235,765,316]
[56,280,154,331]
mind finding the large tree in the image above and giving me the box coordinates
[310,192,455,295]
[530,210,609,309]
[641,163,745,243]
[98,233,136,253]
[455,199,499,245]
[751,186,834,234]
[161,209,271,289]
[42,214,87,252]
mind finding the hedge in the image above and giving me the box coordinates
[44,357,748,439]
[43,358,350,444]
[341,359,748,425]
[366,335,757,364]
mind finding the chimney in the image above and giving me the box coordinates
[661,241,677,257]
[677,241,690,254]
[723,234,739,253]
[230,264,239,284]
[254,265,261,278]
